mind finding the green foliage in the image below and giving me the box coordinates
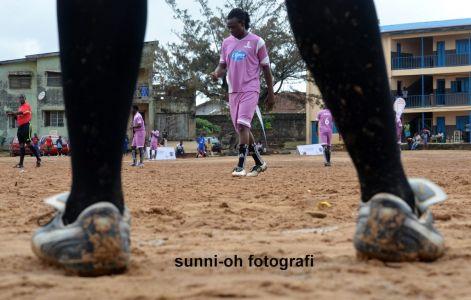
[196,118,221,135]
[156,0,312,111]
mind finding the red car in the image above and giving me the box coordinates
[9,137,34,157]
[39,135,70,156]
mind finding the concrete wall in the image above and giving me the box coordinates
[200,113,305,148]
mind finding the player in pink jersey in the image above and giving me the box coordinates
[211,8,275,177]
[316,108,333,166]
[131,105,146,167]
[150,130,159,160]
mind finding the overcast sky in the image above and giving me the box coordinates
[1,0,470,62]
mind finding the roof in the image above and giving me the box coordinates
[0,41,158,65]
[381,18,471,34]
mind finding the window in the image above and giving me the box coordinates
[456,39,470,54]
[9,75,31,89]
[8,115,17,128]
[46,71,62,87]
[44,111,65,127]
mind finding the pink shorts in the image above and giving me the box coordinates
[132,131,146,148]
[229,92,259,132]
[151,139,158,150]
[320,131,332,146]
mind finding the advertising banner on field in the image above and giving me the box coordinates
[146,147,176,160]
[297,144,324,156]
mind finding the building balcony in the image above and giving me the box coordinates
[392,53,471,70]
[400,93,471,108]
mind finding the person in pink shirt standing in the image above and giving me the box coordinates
[211,8,275,177]
[316,108,334,167]
[150,129,159,160]
[131,105,145,167]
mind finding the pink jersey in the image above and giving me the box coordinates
[317,109,333,133]
[151,130,159,144]
[220,33,270,93]
[133,112,145,133]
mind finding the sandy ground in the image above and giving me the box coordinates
[0,151,470,300]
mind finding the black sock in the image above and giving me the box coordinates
[249,144,263,166]
[324,146,331,163]
[139,148,144,163]
[237,144,249,168]
[131,148,137,164]
[19,146,25,166]
[59,0,147,224]
[286,0,415,208]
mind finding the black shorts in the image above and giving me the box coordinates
[17,123,32,144]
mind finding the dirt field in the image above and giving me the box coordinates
[0,151,470,300]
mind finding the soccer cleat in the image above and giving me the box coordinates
[36,160,41,168]
[324,162,331,167]
[130,162,137,167]
[31,192,131,276]
[246,162,268,177]
[137,162,144,168]
[354,178,447,262]
[13,164,24,169]
[232,167,247,177]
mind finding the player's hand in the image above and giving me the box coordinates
[210,72,219,82]
[265,92,275,111]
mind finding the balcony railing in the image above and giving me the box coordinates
[399,93,471,108]
[392,53,471,70]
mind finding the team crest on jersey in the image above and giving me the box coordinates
[231,50,247,61]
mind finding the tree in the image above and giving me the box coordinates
[154,0,313,111]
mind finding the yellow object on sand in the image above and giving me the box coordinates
[317,201,332,210]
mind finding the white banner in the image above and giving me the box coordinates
[146,147,176,160]
[297,144,325,156]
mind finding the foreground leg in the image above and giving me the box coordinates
[31,0,147,276]
[286,0,447,262]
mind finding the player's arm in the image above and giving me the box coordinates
[210,63,227,81]
[262,65,275,111]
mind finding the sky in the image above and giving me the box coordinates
[0,0,470,101]
[1,0,470,62]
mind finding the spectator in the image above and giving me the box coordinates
[32,134,40,155]
[437,132,444,143]
[421,127,431,149]
[256,141,264,154]
[45,136,53,155]
[411,133,422,150]
[403,122,411,139]
[196,135,206,158]
[56,136,63,156]
[402,86,408,99]
[205,138,213,156]
[176,141,185,158]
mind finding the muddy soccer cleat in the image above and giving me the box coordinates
[246,162,268,177]
[31,192,131,276]
[232,166,247,177]
[353,178,447,262]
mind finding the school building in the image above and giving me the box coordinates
[306,18,471,144]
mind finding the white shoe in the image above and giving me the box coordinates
[246,162,268,177]
[231,167,247,177]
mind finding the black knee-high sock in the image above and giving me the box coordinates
[286,0,415,208]
[139,148,144,164]
[249,144,263,166]
[58,0,147,223]
[324,146,331,163]
[19,145,25,166]
[237,144,249,168]
[131,147,137,164]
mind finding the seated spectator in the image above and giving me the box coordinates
[176,141,185,158]
[411,133,422,150]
